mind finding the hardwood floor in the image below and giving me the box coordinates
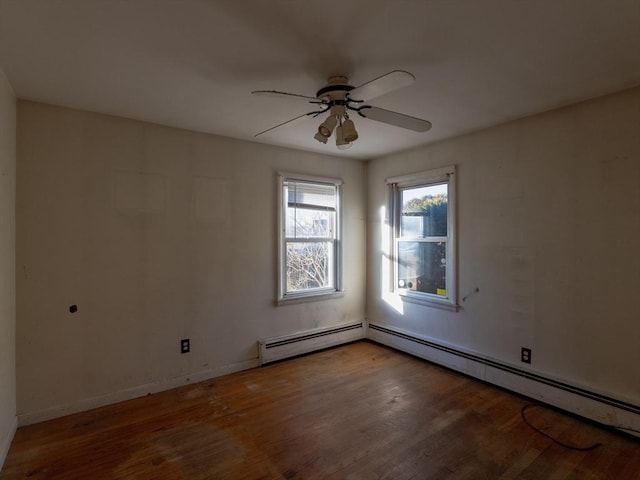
[1,341,638,479]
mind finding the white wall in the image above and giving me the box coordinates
[0,68,17,468]
[13,86,639,429]
[367,87,640,405]
[16,101,366,423]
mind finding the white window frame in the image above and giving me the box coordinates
[277,172,343,304]
[387,165,458,311]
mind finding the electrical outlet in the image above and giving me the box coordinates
[521,347,531,364]
[181,338,190,354]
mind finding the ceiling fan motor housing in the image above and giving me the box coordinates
[316,75,354,101]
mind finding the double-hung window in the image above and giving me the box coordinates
[278,173,342,303]
[387,165,457,310]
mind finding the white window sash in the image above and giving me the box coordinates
[397,236,448,242]
[277,173,343,303]
[388,165,457,310]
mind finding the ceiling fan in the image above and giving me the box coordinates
[252,70,432,150]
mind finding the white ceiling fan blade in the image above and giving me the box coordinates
[254,111,319,137]
[252,90,318,101]
[348,70,415,102]
[357,106,432,132]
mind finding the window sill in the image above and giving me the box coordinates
[277,290,345,306]
[398,291,459,312]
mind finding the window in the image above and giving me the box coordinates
[387,165,457,310]
[278,173,342,303]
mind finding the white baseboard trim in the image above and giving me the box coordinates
[367,322,640,437]
[0,415,17,471]
[17,358,259,427]
[259,321,365,364]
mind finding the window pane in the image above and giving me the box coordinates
[397,241,447,296]
[286,181,336,210]
[286,241,332,292]
[401,183,447,237]
[286,207,333,238]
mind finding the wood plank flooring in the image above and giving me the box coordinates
[1,341,639,479]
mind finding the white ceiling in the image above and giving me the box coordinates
[1,0,639,160]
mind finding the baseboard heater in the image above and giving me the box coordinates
[367,322,640,437]
[259,321,365,365]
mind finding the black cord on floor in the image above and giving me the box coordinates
[521,403,602,451]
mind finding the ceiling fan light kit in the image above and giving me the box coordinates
[317,113,338,139]
[252,70,432,150]
[315,104,357,148]
[335,125,350,149]
[341,118,358,143]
